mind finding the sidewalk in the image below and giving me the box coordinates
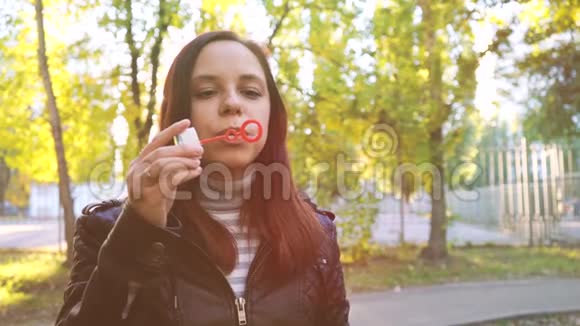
[0,221,65,250]
[349,278,580,326]
[371,213,523,246]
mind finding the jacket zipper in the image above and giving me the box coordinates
[169,265,181,326]
[234,297,247,325]
[233,242,272,326]
[173,293,181,326]
[175,236,272,326]
[172,231,273,326]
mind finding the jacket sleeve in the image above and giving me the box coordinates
[55,201,179,326]
[319,220,350,326]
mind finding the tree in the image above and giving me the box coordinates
[1,3,116,184]
[261,0,374,204]
[98,0,190,168]
[0,157,10,215]
[368,0,480,260]
[517,0,579,143]
[416,0,479,260]
[35,0,75,263]
[483,0,578,143]
[260,0,481,260]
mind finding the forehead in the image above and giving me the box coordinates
[192,40,265,81]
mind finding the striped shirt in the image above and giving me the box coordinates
[196,170,260,298]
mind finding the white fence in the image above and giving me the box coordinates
[448,140,579,245]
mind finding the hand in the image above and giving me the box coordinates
[126,119,203,227]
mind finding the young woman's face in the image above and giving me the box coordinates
[190,41,270,176]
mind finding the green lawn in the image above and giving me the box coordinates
[342,244,580,293]
[0,245,579,325]
[0,249,68,326]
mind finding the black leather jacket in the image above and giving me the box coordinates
[55,198,350,326]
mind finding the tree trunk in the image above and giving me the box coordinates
[123,0,170,149]
[0,157,10,216]
[399,193,405,245]
[138,0,169,149]
[397,149,405,245]
[123,0,144,148]
[419,0,449,260]
[421,127,448,260]
[35,0,75,263]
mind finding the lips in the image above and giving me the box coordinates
[223,138,245,144]
[215,127,240,137]
[216,126,257,135]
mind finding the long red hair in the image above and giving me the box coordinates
[159,31,326,282]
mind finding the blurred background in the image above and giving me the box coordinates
[0,0,578,325]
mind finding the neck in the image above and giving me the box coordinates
[195,166,256,209]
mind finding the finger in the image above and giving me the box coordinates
[141,159,197,191]
[142,143,203,165]
[146,157,201,180]
[161,166,202,196]
[170,167,202,188]
[140,119,190,158]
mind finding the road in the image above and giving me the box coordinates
[0,221,65,250]
[349,278,580,326]
[2,213,578,250]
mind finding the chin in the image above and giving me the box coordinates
[204,153,257,173]
[203,142,265,171]
[223,159,254,171]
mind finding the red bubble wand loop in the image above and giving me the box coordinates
[200,119,263,145]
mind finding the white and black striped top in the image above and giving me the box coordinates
[196,171,260,298]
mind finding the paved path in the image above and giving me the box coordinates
[7,212,580,250]
[372,213,523,246]
[349,278,580,326]
[3,213,523,250]
[556,220,580,244]
[0,221,65,251]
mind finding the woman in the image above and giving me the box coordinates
[55,30,350,326]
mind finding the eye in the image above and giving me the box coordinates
[242,88,262,99]
[195,89,216,99]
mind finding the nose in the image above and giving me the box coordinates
[220,91,242,116]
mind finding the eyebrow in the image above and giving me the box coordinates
[191,74,266,87]
[239,74,265,85]
[191,75,218,83]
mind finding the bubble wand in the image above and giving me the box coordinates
[174,119,263,146]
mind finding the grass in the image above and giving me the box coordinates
[474,312,580,325]
[0,245,579,325]
[342,244,580,293]
[0,249,68,326]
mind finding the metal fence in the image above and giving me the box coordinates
[448,140,579,245]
